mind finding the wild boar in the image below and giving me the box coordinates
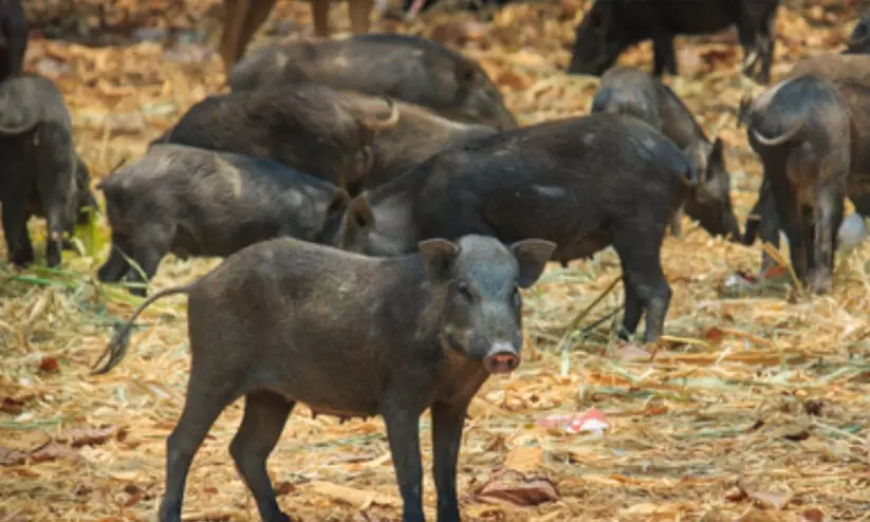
[0,74,97,268]
[328,113,697,343]
[226,33,517,130]
[217,0,375,71]
[156,83,496,194]
[591,66,740,240]
[153,84,399,195]
[92,234,555,522]
[845,8,870,54]
[0,0,26,82]
[744,74,853,294]
[97,144,350,296]
[568,0,781,83]
[745,54,870,251]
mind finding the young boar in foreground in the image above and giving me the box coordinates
[0,0,26,82]
[97,144,349,296]
[92,234,555,522]
[743,74,853,294]
[329,114,696,343]
[0,74,98,267]
[156,83,496,193]
[227,33,517,130]
[591,66,740,240]
[568,0,780,83]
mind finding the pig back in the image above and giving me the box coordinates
[407,114,691,256]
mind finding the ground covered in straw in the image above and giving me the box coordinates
[2,0,870,520]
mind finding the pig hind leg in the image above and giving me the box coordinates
[35,151,76,268]
[612,226,672,343]
[768,167,809,283]
[747,178,781,272]
[229,391,295,522]
[160,366,242,522]
[809,182,846,294]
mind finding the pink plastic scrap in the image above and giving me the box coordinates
[537,407,611,434]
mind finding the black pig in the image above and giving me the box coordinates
[97,144,350,296]
[591,66,740,239]
[0,74,97,267]
[0,0,26,82]
[845,9,870,54]
[329,114,696,343]
[568,0,781,84]
[157,83,496,194]
[744,74,853,294]
[92,234,555,522]
[227,33,517,130]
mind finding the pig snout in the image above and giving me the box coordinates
[482,341,521,374]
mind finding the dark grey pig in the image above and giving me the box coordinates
[92,234,555,522]
[591,66,740,240]
[97,144,350,296]
[157,83,496,194]
[153,83,399,195]
[743,74,853,294]
[329,114,696,343]
[568,0,781,83]
[227,33,517,130]
[0,73,98,267]
[0,0,26,82]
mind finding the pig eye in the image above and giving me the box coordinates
[456,281,474,301]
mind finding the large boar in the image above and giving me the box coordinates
[0,74,97,268]
[744,74,852,294]
[227,33,517,130]
[156,83,496,194]
[328,114,697,343]
[568,0,780,83]
[0,0,26,82]
[97,144,350,296]
[591,66,740,239]
[92,234,554,522]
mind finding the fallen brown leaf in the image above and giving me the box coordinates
[475,470,559,507]
[306,481,402,509]
[0,447,28,466]
[38,356,60,373]
[60,424,122,448]
[503,445,544,474]
[737,478,793,510]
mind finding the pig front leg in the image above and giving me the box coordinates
[97,232,133,282]
[1,194,34,266]
[382,398,425,522]
[613,226,672,343]
[124,224,175,297]
[745,179,781,272]
[737,5,776,84]
[651,34,677,76]
[431,401,469,522]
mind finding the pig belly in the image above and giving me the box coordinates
[553,231,611,265]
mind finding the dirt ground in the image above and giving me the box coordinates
[2,0,870,520]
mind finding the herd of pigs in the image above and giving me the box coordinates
[5,0,870,521]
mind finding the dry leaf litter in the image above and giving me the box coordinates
[2,0,870,520]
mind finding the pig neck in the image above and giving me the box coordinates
[368,172,422,253]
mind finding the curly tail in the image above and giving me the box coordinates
[91,285,191,375]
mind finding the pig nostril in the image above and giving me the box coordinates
[484,352,520,374]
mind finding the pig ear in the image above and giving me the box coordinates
[511,239,556,288]
[418,238,460,281]
[347,192,375,230]
[455,60,477,83]
[327,188,351,215]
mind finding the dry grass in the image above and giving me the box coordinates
[2,1,870,520]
